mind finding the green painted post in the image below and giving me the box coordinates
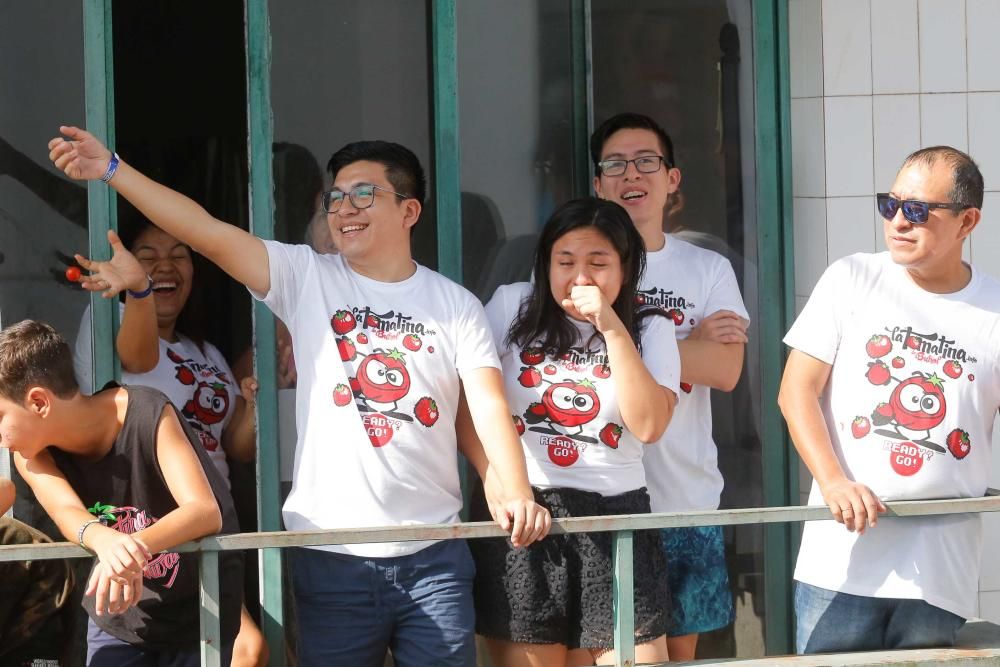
[431,0,461,282]
[244,1,285,664]
[82,0,119,388]
[753,0,795,655]
[199,550,222,667]
[570,0,593,198]
[612,530,635,667]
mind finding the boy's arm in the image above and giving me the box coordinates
[0,477,14,515]
[777,349,886,534]
[49,126,270,295]
[459,368,551,546]
[677,310,747,391]
[221,378,257,464]
[136,406,224,553]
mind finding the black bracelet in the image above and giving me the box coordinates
[128,276,154,299]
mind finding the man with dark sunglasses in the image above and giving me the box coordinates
[779,146,998,654]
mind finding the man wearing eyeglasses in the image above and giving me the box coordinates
[47,127,551,667]
[779,146,998,654]
[591,113,749,661]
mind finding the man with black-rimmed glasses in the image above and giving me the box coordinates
[779,146,999,653]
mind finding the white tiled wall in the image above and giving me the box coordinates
[789,0,1000,622]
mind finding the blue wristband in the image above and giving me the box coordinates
[128,276,154,299]
[101,152,120,183]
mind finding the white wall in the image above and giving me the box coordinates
[789,0,1000,622]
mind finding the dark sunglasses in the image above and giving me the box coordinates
[876,193,971,224]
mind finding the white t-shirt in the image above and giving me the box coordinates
[73,304,240,485]
[486,283,680,495]
[785,252,1000,619]
[640,234,749,512]
[254,242,500,557]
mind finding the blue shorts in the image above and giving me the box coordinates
[86,618,234,667]
[660,525,735,636]
[291,539,476,667]
[795,581,965,654]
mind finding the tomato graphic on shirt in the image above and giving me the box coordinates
[523,378,602,442]
[870,371,956,455]
[183,382,231,426]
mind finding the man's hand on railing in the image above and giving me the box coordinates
[484,467,552,548]
[819,477,887,534]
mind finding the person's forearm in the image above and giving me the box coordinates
[116,294,159,373]
[604,327,672,442]
[109,161,270,294]
[778,389,847,490]
[222,397,256,464]
[134,500,223,554]
[469,397,533,499]
[677,339,744,390]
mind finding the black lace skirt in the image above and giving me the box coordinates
[469,485,670,649]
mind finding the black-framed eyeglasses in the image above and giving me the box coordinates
[322,184,410,213]
[596,155,672,177]
[876,193,972,224]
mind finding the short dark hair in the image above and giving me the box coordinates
[590,113,676,177]
[326,140,427,206]
[902,146,984,210]
[506,197,661,356]
[0,320,78,402]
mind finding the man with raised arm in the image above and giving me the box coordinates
[49,126,550,667]
[779,146,1000,654]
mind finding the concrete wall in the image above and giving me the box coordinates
[789,0,1000,622]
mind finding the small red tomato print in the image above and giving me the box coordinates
[599,423,623,449]
[520,347,545,365]
[365,314,380,328]
[175,366,196,385]
[679,382,693,394]
[592,364,611,379]
[942,360,962,379]
[667,308,685,326]
[905,335,921,350]
[946,428,971,459]
[512,415,525,435]
[968,373,975,381]
[543,364,557,376]
[872,402,894,426]
[337,336,357,361]
[65,266,82,282]
[851,416,870,439]
[414,397,439,427]
[865,335,892,358]
[519,367,543,387]
[403,334,422,352]
[635,294,647,305]
[428,346,435,353]
[330,310,357,335]
[891,356,905,369]
[865,360,891,385]
[349,376,362,394]
[357,333,369,345]
[332,383,352,407]
[524,402,548,424]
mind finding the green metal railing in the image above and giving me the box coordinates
[2,493,999,667]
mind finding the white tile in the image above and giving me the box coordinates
[793,197,829,295]
[871,0,920,94]
[822,0,873,96]
[827,197,877,262]
[920,93,968,151]
[967,0,1000,91]
[971,192,1000,279]
[874,205,888,253]
[918,0,968,92]
[992,420,1000,487]
[980,513,1000,590]
[980,591,1000,624]
[792,98,827,197]
[790,0,825,98]
[968,93,1000,192]
[824,96,875,196]
[873,95,920,190]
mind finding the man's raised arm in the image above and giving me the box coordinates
[49,126,270,295]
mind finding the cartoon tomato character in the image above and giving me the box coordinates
[541,379,601,429]
[884,372,947,439]
[356,349,411,405]
[184,382,230,426]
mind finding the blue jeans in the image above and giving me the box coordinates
[795,581,965,654]
[291,539,476,667]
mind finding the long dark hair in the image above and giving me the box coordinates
[506,197,658,356]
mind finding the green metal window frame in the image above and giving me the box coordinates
[81,0,794,661]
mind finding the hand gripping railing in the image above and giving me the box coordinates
[2,492,999,667]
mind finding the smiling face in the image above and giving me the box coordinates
[327,160,419,271]
[131,226,194,338]
[549,227,624,321]
[883,162,974,278]
[593,127,680,234]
